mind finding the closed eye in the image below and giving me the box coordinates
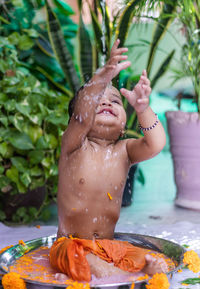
[112,100,121,104]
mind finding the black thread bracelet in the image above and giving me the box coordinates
[138,113,159,131]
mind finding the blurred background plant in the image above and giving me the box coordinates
[0,0,75,223]
[170,0,200,111]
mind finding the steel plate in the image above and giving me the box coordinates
[0,233,185,289]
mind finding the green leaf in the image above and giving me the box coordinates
[28,150,45,165]
[15,103,31,117]
[45,112,67,125]
[8,32,21,45]
[49,164,58,176]
[89,7,105,54]
[11,0,23,7]
[11,157,28,173]
[78,15,93,82]
[0,116,8,127]
[30,166,43,176]
[18,35,34,51]
[0,142,14,158]
[44,134,58,149]
[8,132,34,150]
[146,1,178,77]
[151,49,175,88]
[115,0,141,47]
[20,172,31,187]
[41,157,52,168]
[30,177,45,190]
[6,166,19,184]
[53,0,75,16]
[45,0,80,93]
[36,136,49,149]
[180,278,200,285]
[0,176,11,190]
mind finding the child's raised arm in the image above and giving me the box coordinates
[62,39,131,156]
[121,70,166,164]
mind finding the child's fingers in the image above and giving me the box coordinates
[140,76,151,86]
[111,39,120,54]
[142,69,147,77]
[109,54,128,65]
[111,47,128,57]
[142,84,151,96]
[137,98,149,105]
[120,87,133,102]
[117,61,131,73]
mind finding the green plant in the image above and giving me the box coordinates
[171,0,200,112]
[0,35,69,223]
[0,0,77,96]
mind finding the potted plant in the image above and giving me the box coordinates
[165,0,200,210]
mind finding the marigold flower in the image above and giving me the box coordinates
[36,225,41,229]
[18,240,26,246]
[183,250,200,273]
[65,280,90,289]
[0,245,13,254]
[146,273,170,289]
[2,272,26,289]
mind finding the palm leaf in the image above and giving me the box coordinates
[89,5,107,54]
[97,0,112,57]
[151,49,175,89]
[45,0,80,93]
[146,1,178,77]
[78,15,93,83]
[115,0,144,47]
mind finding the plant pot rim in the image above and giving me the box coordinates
[165,110,200,124]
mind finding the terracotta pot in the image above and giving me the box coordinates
[166,111,200,210]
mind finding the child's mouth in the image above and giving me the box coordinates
[98,108,116,116]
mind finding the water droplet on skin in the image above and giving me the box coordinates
[114,186,118,190]
[85,208,88,213]
[93,217,97,223]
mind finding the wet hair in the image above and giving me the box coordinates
[68,85,85,123]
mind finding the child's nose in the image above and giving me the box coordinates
[101,98,111,106]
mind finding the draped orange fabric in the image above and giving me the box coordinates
[49,237,148,282]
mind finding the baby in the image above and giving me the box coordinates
[50,39,167,281]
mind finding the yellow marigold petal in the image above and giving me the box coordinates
[137,274,149,281]
[0,245,13,254]
[146,273,170,289]
[130,282,135,289]
[181,283,189,286]
[2,272,26,289]
[183,250,200,273]
[177,269,183,273]
[107,192,113,200]
[18,240,26,246]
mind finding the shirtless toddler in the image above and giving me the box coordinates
[50,39,167,281]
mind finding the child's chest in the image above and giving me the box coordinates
[61,144,130,197]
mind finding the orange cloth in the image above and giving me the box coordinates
[49,237,148,282]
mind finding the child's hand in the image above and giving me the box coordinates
[97,39,131,83]
[120,70,151,113]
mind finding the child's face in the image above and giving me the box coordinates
[90,86,127,138]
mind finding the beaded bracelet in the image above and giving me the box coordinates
[138,113,159,131]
